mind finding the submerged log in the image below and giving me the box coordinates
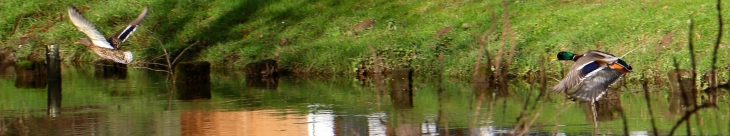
[15,61,47,88]
[174,61,211,100]
[93,60,127,79]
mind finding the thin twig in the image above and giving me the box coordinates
[532,56,547,110]
[517,105,544,136]
[172,41,199,65]
[473,4,498,81]
[672,57,694,135]
[153,54,167,60]
[131,66,170,73]
[619,43,644,58]
[712,0,723,76]
[641,74,659,136]
[156,38,174,76]
[470,91,486,135]
[618,106,629,136]
[668,104,715,135]
[550,77,561,82]
[709,0,723,99]
[143,62,172,67]
[688,19,698,104]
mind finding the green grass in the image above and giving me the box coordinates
[2,0,729,80]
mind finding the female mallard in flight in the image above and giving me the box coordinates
[67,6,149,64]
[551,50,632,102]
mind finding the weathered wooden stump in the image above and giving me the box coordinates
[47,45,62,116]
[389,68,413,109]
[389,68,413,91]
[667,69,696,113]
[244,59,278,78]
[0,49,16,77]
[472,62,492,84]
[390,69,419,136]
[93,60,127,79]
[667,69,695,92]
[15,61,47,88]
[175,61,211,100]
[244,59,279,90]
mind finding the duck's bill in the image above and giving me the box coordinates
[549,56,558,60]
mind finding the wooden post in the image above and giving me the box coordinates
[389,69,419,136]
[46,45,62,116]
[390,68,413,109]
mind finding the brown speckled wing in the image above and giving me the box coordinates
[68,6,115,49]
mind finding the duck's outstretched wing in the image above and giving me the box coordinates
[551,56,604,92]
[67,6,115,49]
[110,6,149,48]
[569,68,624,102]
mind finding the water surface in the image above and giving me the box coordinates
[0,64,727,135]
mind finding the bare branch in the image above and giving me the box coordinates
[172,41,199,65]
[131,66,170,73]
[155,38,174,76]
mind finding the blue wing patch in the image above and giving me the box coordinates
[580,62,601,75]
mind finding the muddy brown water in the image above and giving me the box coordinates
[0,64,727,135]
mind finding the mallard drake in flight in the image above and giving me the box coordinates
[67,6,149,64]
[551,50,632,102]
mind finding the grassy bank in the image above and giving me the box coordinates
[1,0,729,80]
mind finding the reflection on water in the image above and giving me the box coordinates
[308,107,335,136]
[93,60,127,79]
[580,90,622,122]
[14,61,46,88]
[181,109,307,136]
[0,64,727,135]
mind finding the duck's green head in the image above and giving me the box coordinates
[552,51,577,60]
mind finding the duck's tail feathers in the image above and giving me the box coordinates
[123,51,134,64]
